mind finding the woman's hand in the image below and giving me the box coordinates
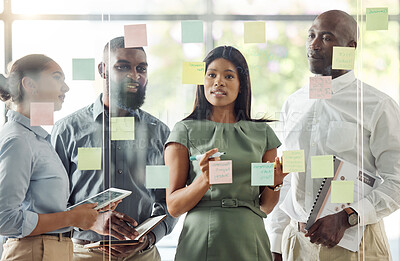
[69,203,99,230]
[98,200,122,212]
[199,148,220,185]
[272,156,288,186]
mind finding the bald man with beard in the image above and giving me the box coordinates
[266,10,400,261]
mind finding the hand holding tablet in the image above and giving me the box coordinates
[67,188,132,210]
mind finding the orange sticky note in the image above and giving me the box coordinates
[124,24,148,48]
[209,160,232,184]
[30,102,54,126]
[309,76,332,99]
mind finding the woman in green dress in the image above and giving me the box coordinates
[165,46,287,261]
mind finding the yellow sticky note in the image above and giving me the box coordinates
[78,148,102,170]
[282,150,305,173]
[182,62,205,84]
[111,117,135,141]
[366,8,388,31]
[244,22,266,43]
[331,180,354,203]
[332,46,355,70]
[311,155,334,178]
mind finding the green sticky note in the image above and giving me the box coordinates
[111,117,135,141]
[78,147,102,170]
[311,155,334,178]
[146,166,169,188]
[282,150,305,173]
[251,163,274,186]
[331,180,354,203]
[332,47,355,70]
[244,22,266,44]
[72,58,95,80]
[182,20,203,43]
[366,8,388,31]
[182,62,205,84]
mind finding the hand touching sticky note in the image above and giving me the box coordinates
[182,20,204,43]
[111,117,135,141]
[244,22,266,43]
[209,160,232,184]
[124,24,148,48]
[366,8,389,31]
[282,150,305,173]
[332,47,355,70]
[78,147,102,170]
[309,76,332,99]
[331,180,354,203]
[182,62,205,84]
[72,58,95,80]
[251,163,274,186]
[30,102,54,126]
[311,155,334,178]
[146,166,169,189]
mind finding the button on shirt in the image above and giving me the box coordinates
[0,111,70,238]
[51,94,177,242]
[267,71,400,253]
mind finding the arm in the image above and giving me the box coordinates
[165,144,217,218]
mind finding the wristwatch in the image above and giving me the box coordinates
[344,207,358,226]
[267,183,283,192]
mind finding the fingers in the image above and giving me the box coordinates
[305,221,320,237]
[112,211,138,227]
[109,212,139,240]
[199,148,218,166]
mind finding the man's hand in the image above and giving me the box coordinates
[89,211,138,240]
[99,232,155,258]
[272,252,282,261]
[305,210,351,248]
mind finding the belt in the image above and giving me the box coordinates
[42,231,74,239]
[196,199,267,218]
[72,238,95,245]
[290,220,307,233]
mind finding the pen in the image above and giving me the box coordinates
[189,152,226,161]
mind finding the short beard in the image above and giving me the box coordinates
[106,78,147,112]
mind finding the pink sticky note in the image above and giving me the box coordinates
[30,102,54,126]
[124,24,148,48]
[309,76,332,99]
[209,160,232,184]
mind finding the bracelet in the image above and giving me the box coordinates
[267,183,283,192]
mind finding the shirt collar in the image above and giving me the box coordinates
[331,71,356,94]
[92,93,143,122]
[6,110,49,139]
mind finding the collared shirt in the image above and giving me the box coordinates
[267,71,400,253]
[51,94,177,243]
[0,110,70,238]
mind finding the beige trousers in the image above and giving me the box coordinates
[1,235,73,261]
[282,220,392,261]
[73,243,161,261]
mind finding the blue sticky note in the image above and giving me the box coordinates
[182,20,204,43]
[72,58,95,81]
[146,166,169,189]
[251,163,274,186]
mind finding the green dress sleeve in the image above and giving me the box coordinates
[265,123,281,152]
[165,121,189,150]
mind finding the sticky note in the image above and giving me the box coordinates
[244,22,266,43]
[282,150,305,173]
[72,58,95,80]
[332,47,355,70]
[146,166,169,189]
[331,180,354,203]
[251,163,274,186]
[78,147,102,170]
[182,62,205,84]
[111,117,135,140]
[124,24,148,48]
[366,8,388,31]
[209,160,232,184]
[182,20,203,43]
[311,155,334,178]
[309,76,332,99]
[30,102,54,126]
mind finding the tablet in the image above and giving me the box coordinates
[67,188,132,210]
[84,214,168,249]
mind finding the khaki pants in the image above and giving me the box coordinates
[73,243,161,261]
[1,235,73,261]
[282,220,391,261]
